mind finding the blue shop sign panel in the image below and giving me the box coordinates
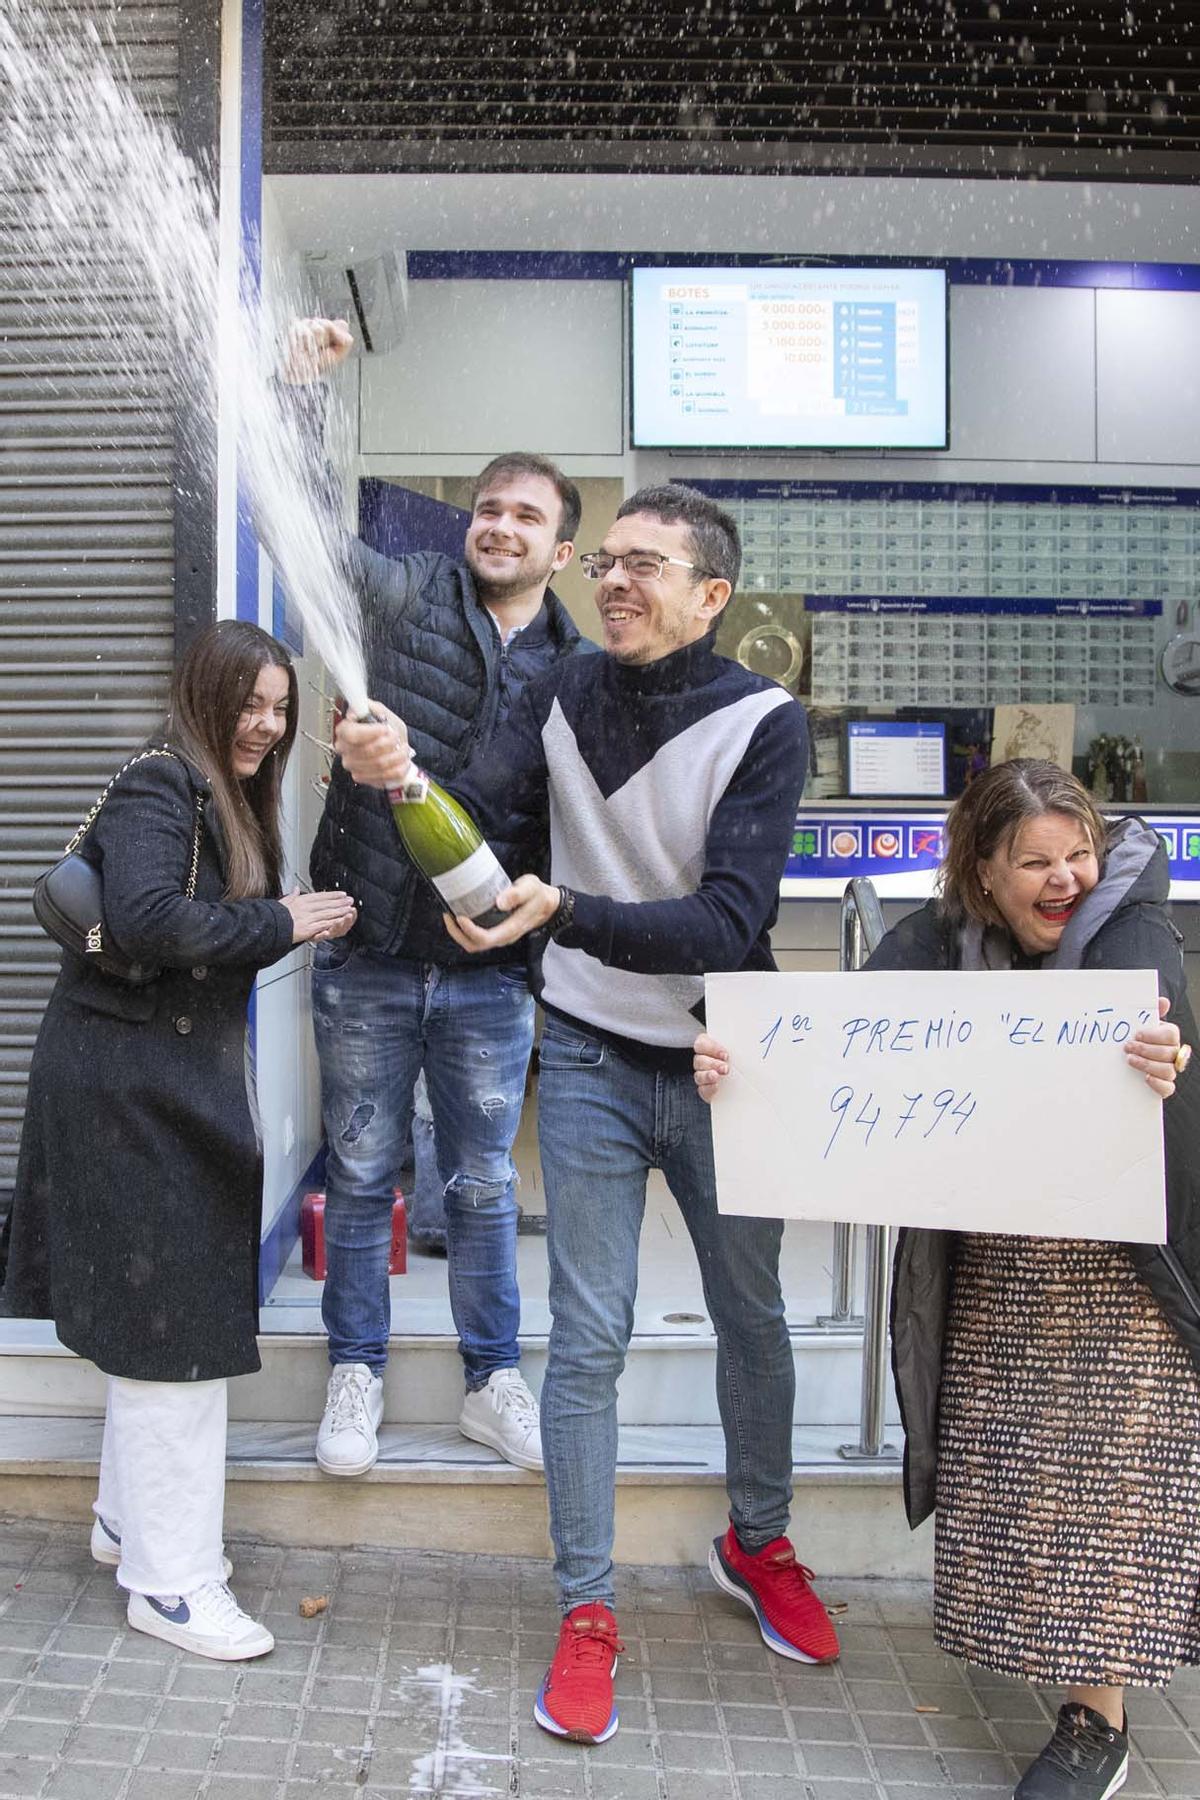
[786,814,947,884]
[783,813,1200,900]
[805,594,1162,618]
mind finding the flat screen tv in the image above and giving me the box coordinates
[630,263,949,451]
[846,719,947,799]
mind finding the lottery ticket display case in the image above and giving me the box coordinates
[700,477,1200,905]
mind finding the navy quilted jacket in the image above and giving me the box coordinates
[310,538,588,962]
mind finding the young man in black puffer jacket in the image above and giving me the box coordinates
[288,318,591,1478]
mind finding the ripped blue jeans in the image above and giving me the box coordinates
[311,945,534,1387]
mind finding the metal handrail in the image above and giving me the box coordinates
[835,878,899,1464]
[838,877,886,974]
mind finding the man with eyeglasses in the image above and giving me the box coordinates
[334,482,838,1747]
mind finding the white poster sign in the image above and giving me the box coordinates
[705,969,1166,1242]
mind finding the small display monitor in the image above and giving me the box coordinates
[847,720,947,798]
[630,263,949,450]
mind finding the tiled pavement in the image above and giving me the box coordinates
[1,1522,1199,1799]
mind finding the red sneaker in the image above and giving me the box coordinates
[709,1526,840,1664]
[534,1602,624,1744]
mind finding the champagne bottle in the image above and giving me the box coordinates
[387,770,511,927]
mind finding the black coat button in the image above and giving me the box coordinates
[174,1016,193,1035]
[191,965,208,981]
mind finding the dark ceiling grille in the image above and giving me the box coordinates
[265,0,1200,179]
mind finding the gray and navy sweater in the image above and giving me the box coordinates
[451,635,809,1070]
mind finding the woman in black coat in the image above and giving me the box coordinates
[695,760,1195,1800]
[1,621,354,1661]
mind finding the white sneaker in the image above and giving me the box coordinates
[127,1581,274,1661]
[316,1362,385,1476]
[458,1368,543,1470]
[91,1516,232,1581]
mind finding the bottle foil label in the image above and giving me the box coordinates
[431,842,508,919]
[387,770,430,804]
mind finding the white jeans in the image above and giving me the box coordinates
[95,1375,228,1596]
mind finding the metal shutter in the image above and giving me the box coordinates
[0,1,180,1188]
[265,0,1200,180]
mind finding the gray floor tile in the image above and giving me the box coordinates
[0,1757,55,1797]
[658,1730,723,1770]
[1156,1763,1200,1797]
[64,1724,146,1764]
[125,1777,202,1800]
[727,1736,799,1775]
[42,1764,128,1800]
[0,1719,69,1759]
[721,1704,792,1738]
[515,1758,590,1795]
[0,1625,56,1656]
[869,1744,951,1785]
[80,1703,153,1746]
[857,1710,928,1746]
[923,1715,999,1751]
[802,1740,875,1779]
[1129,1724,1200,1761]
[11,1686,86,1722]
[0,1648,42,1677]
[140,1732,219,1773]
[211,1732,293,1777]
[5,1523,1200,1800]
[808,1786,881,1800]
[785,1705,859,1742]
[587,1768,661,1800]
[204,1781,280,1799]
[938,1746,1018,1785]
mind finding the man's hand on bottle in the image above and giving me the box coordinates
[333,702,412,789]
[444,877,560,952]
[281,316,354,384]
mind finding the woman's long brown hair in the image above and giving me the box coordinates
[162,621,298,899]
[939,758,1108,926]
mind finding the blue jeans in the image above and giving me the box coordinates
[311,945,534,1388]
[406,1073,444,1245]
[536,1015,795,1611]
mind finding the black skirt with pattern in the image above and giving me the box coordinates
[934,1232,1200,1688]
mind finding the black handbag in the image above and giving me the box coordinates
[32,749,205,986]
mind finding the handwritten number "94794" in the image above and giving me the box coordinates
[823,1087,977,1160]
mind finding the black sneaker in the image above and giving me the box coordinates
[1014,1703,1129,1799]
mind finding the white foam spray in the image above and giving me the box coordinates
[0,1,371,714]
[390,1662,507,1796]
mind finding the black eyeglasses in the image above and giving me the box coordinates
[579,550,708,582]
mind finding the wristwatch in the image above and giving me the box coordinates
[549,886,576,939]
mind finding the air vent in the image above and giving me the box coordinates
[265,0,1200,180]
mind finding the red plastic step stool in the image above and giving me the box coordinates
[301,1189,407,1281]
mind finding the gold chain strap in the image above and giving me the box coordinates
[184,793,203,899]
[66,748,205,898]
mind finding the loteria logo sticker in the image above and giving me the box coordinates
[1155,828,1178,860]
[870,828,903,860]
[826,825,863,859]
[908,826,943,861]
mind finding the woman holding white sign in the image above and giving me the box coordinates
[696,759,1198,1800]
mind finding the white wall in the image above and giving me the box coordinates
[362,280,624,458]
[269,171,1200,263]
[356,275,1200,482]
